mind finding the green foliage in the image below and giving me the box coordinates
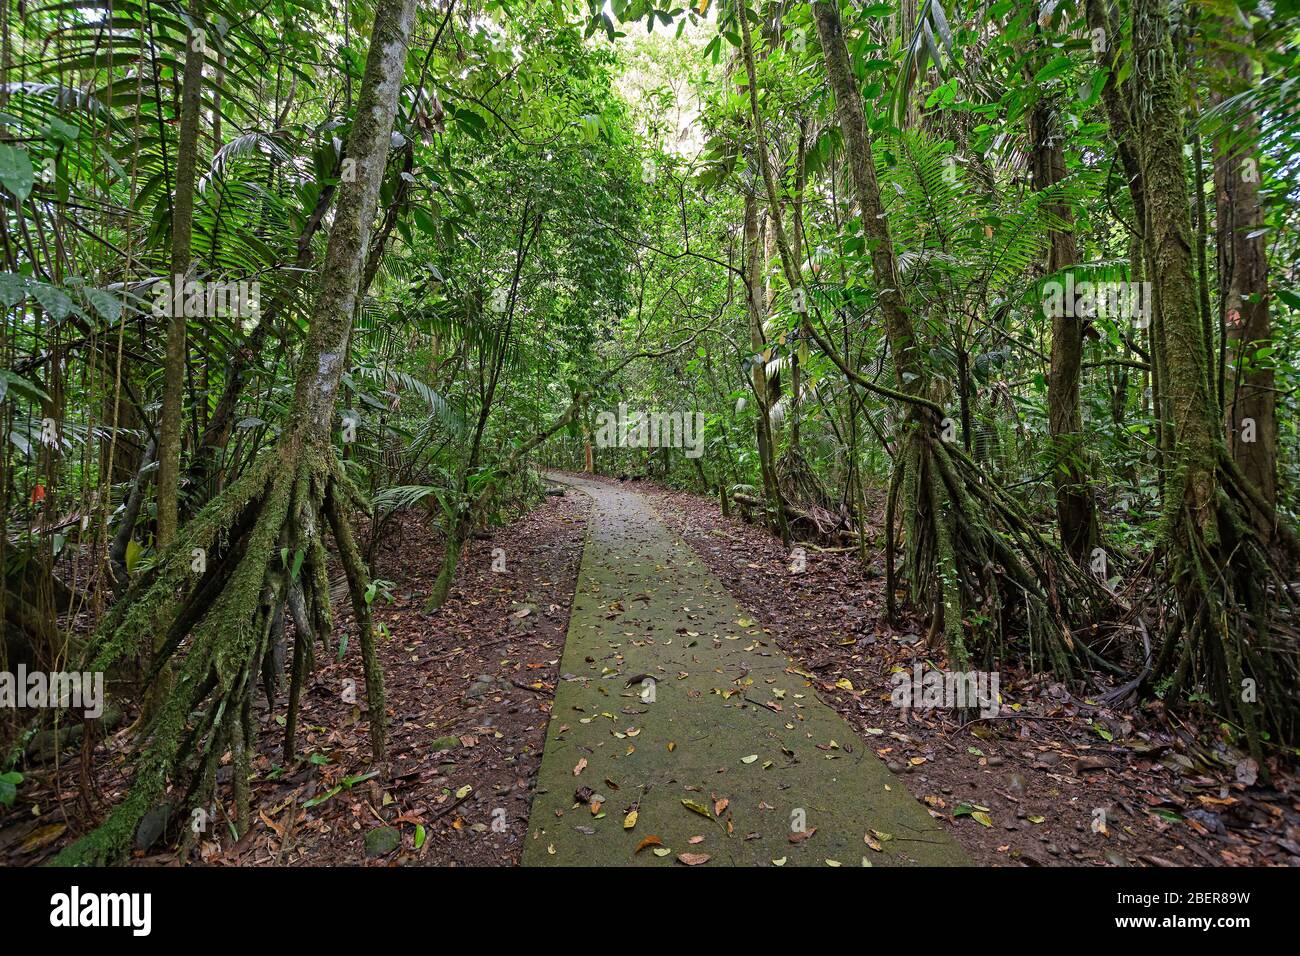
[8,0,1300,855]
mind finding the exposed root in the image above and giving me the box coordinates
[1151,449,1300,764]
[894,413,1110,679]
[51,439,386,866]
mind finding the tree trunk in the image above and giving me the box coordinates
[1028,92,1099,564]
[186,173,338,505]
[803,0,1093,673]
[55,0,418,865]
[744,195,789,546]
[1131,0,1295,756]
[155,0,206,549]
[809,0,940,608]
[1134,0,1221,531]
[1212,33,1276,530]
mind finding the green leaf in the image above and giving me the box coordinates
[302,785,342,809]
[340,770,380,788]
[681,798,713,818]
[30,282,73,321]
[0,770,22,807]
[952,803,992,826]
[83,287,123,322]
[1,369,50,405]
[413,205,439,237]
[1033,56,1073,85]
[125,538,143,574]
[1276,289,1300,311]
[0,273,27,307]
[0,143,34,201]
[45,117,80,144]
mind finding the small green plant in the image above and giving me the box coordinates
[301,770,379,809]
[364,578,396,606]
[0,771,23,808]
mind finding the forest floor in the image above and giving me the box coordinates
[4,470,1298,867]
[2,486,590,866]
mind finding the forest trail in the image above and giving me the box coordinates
[523,473,968,867]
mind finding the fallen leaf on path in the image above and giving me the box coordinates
[682,799,713,818]
[634,835,662,853]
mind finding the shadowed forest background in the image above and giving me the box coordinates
[2,0,1300,868]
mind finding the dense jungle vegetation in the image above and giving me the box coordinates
[1,0,1298,866]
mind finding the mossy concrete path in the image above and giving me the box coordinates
[522,473,969,867]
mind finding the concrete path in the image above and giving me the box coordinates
[522,473,968,867]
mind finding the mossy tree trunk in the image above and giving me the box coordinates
[798,0,1096,672]
[742,192,789,546]
[807,2,937,611]
[1131,0,1296,755]
[54,0,418,865]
